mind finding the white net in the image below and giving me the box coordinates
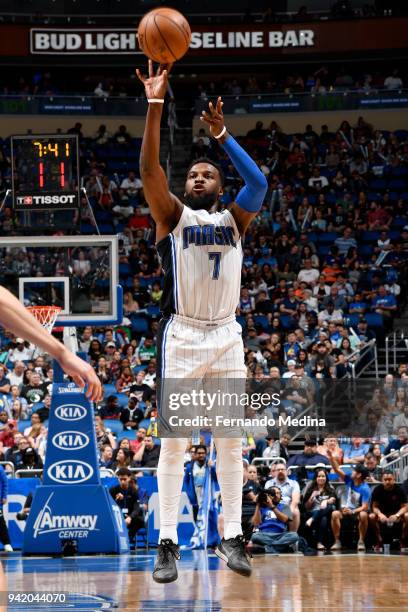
[26,305,62,334]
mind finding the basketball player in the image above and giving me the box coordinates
[0,286,101,401]
[137,61,267,582]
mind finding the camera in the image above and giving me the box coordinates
[257,488,279,508]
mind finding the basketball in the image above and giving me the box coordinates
[137,7,191,64]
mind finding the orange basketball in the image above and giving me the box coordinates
[138,7,191,64]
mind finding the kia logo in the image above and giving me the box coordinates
[55,404,87,421]
[52,431,90,451]
[47,460,94,484]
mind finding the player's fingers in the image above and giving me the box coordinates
[216,96,223,113]
[71,374,85,389]
[135,69,145,83]
[148,59,154,78]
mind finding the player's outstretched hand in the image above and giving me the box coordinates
[136,59,173,101]
[57,348,102,402]
[200,96,226,139]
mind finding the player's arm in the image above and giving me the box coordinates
[136,61,183,239]
[201,97,267,235]
[0,286,102,401]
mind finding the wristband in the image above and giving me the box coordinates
[214,126,227,140]
[147,99,164,104]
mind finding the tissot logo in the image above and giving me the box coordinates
[52,431,89,451]
[16,194,76,205]
[47,460,94,484]
[55,404,87,421]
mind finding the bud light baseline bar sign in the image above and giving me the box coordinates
[23,381,129,554]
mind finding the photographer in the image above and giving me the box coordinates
[109,468,145,542]
[250,486,299,554]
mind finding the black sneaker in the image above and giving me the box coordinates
[152,539,180,583]
[215,535,252,576]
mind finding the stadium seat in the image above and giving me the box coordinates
[364,313,383,329]
[103,384,117,397]
[253,315,270,331]
[130,315,149,334]
[116,393,129,408]
[117,430,137,441]
[17,420,31,433]
[106,419,123,435]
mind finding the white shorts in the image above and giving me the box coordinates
[156,314,247,437]
[157,313,246,379]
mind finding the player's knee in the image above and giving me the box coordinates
[359,511,368,522]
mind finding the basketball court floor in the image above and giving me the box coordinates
[1,551,407,611]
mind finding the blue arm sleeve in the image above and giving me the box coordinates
[221,135,268,212]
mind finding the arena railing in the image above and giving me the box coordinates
[15,469,43,478]
[385,328,407,373]
[380,444,408,481]
[251,456,287,466]
[349,339,378,380]
[0,462,15,477]
[194,89,408,116]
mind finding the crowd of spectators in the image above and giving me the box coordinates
[0,112,407,550]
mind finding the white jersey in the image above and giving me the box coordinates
[156,205,242,321]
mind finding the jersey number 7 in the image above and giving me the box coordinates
[208,252,222,280]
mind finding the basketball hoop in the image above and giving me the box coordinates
[27,305,62,334]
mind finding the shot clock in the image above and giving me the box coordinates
[11,134,80,211]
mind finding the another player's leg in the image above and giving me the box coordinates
[153,437,187,583]
[214,437,252,576]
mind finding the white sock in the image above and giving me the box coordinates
[214,437,243,541]
[157,437,188,545]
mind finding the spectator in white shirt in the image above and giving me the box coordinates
[318,302,344,326]
[298,259,320,285]
[384,69,403,90]
[308,167,329,191]
[120,171,142,197]
[8,339,32,363]
[7,362,25,388]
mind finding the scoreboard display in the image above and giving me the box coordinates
[11,134,80,211]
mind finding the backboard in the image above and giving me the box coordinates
[0,235,122,327]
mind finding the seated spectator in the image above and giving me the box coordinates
[369,470,408,551]
[20,372,48,406]
[99,444,114,469]
[114,124,132,146]
[111,448,133,470]
[318,302,344,326]
[136,334,156,365]
[334,228,357,257]
[327,451,370,551]
[297,259,320,286]
[0,418,16,449]
[7,361,25,388]
[4,435,29,469]
[115,366,134,393]
[393,405,408,433]
[363,452,383,483]
[250,486,299,554]
[95,356,113,385]
[265,461,300,532]
[21,408,38,434]
[120,171,142,198]
[384,426,408,458]
[109,468,145,542]
[120,397,144,431]
[288,439,330,470]
[318,435,344,463]
[16,446,43,473]
[372,286,397,320]
[133,435,160,470]
[303,468,338,549]
[95,419,117,450]
[129,427,147,454]
[98,395,120,420]
[308,166,329,192]
[8,338,32,363]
